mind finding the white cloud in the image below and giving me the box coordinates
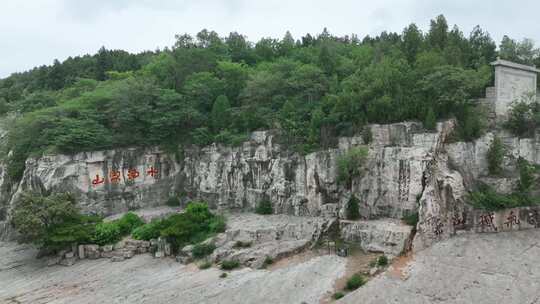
[1,0,539,78]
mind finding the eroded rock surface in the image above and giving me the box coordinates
[0,241,346,304]
[338,229,540,304]
[340,219,413,256]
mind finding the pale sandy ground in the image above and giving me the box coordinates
[338,229,540,304]
[3,224,540,304]
[0,242,346,304]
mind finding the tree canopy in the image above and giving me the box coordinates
[1,15,539,182]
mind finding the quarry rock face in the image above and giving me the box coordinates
[340,219,413,256]
[2,116,540,251]
[1,122,448,221]
[7,147,181,216]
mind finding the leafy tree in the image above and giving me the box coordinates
[210,95,231,132]
[182,72,225,113]
[226,32,254,64]
[427,15,449,50]
[499,36,540,65]
[401,23,423,63]
[517,157,535,193]
[505,93,538,137]
[279,31,296,56]
[255,38,279,61]
[337,147,368,188]
[468,26,496,68]
[216,61,248,106]
[11,192,98,250]
[487,136,505,176]
[0,97,9,115]
[424,107,437,130]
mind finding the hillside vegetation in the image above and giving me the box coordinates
[1,15,540,182]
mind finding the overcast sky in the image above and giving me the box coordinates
[1,0,539,78]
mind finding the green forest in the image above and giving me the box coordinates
[1,15,539,182]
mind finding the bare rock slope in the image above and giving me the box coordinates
[339,229,540,304]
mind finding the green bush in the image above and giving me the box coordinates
[337,147,368,187]
[518,157,536,192]
[166,196,181,207]
[505,96,538,137]
[377,255,388,266]
[192,243,216,259]
[132,219,165,240]
[221,260,240,270]
[361,127,373,144]
[346,196,360,220]
[132,202,226,251]
[345,274,366,291]
[209,215,227,233]
[92,222,122,246]
[116,212,145,235]
[487,136,505,176]
[401,212,419,226]
[198,261,212,270]
[233,241,252,248]
[469,183,535,210]
[220,272,228,278]
[255,200,273,215]
[333,292,345,300]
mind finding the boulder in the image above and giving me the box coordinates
[123,250,135,259]
[47,256,62,266]
[59,257,76,266]
[101,251,114,258]
[111,256,125,262]
[176,255,192,264]
[340,219,413,256]
[78,245,85,259]
[101,245,113,252]
[84,245,100,259]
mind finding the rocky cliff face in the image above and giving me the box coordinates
[2,119,540,250]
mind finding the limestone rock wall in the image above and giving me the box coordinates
[4,117,539,250]
[9,148,181,216]
[0,122,448,229]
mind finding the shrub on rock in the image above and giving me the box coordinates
[346,196,360,220]
[255,200,273,215]
[92,222,122,246]
[345,274,366,290]
[221,260,240,270]
[192,243,216,259]
[116,212,145,235]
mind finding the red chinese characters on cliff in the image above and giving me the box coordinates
[110,170,121,184]
[91,174,105,186]
[92,166,159,187]
[147,167,158,177]
[127,168,140,180]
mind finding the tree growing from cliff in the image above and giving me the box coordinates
[346,196,360,220]
[505,93,539,137]
[337,147,369,188]
[487,136,506,176]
